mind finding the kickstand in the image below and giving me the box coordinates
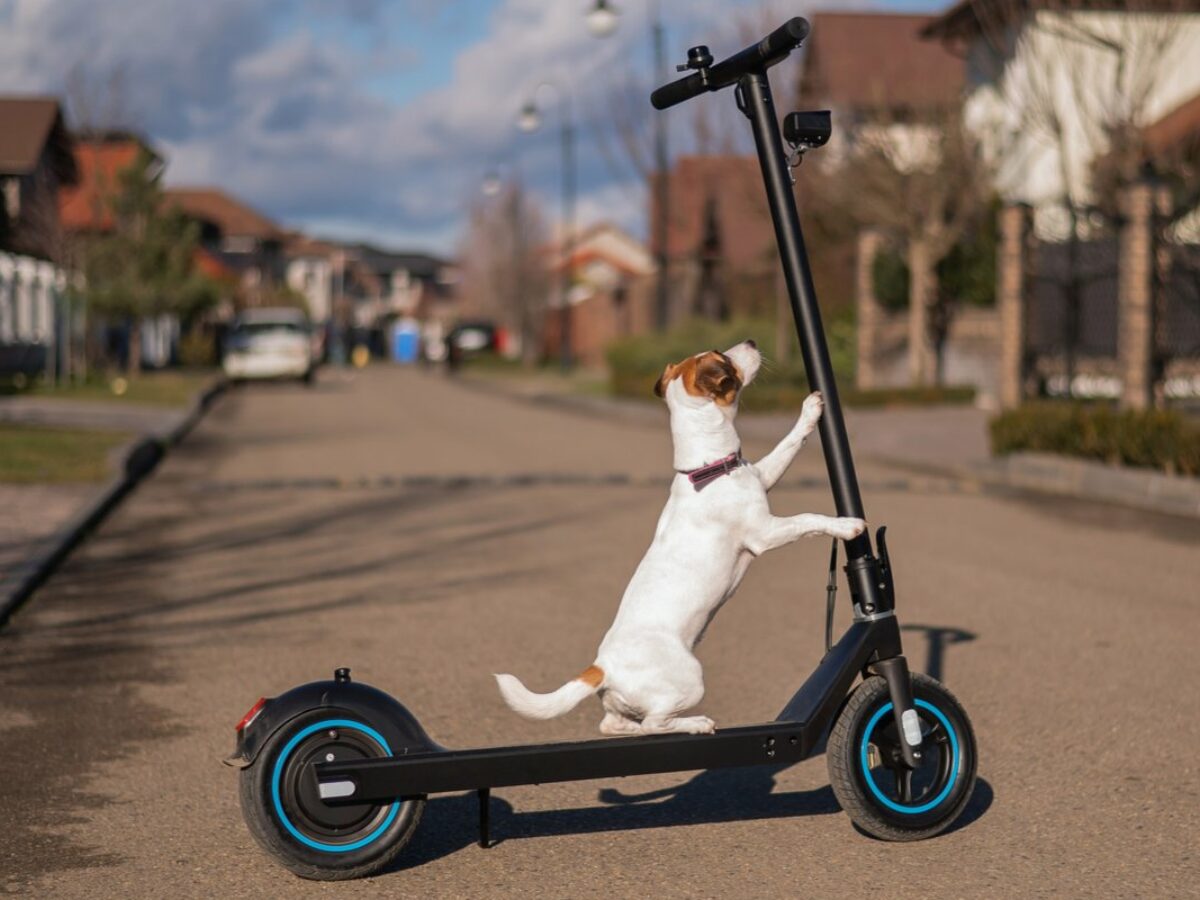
[477,788,491,849]
[824,538,838,654]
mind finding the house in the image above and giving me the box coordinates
[542,223,655,368]
[283,233,340,324]
[0,97,77,260]
[339,243,459,329]
[799,12,964,124]
[58,132,161,237]
[164,187,285,304]
[0,97,77,380]
[922,0,1200,237]
[653,155,777,323]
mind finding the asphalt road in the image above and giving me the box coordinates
[2,367,1198,899]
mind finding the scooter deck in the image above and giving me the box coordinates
[316,720,810,804]
[316,618,895,805]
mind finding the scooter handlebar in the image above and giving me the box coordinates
[650,17,810,110]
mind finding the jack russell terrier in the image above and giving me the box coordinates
[496,340,866,735]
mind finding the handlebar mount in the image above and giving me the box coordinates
[650,17,810,110]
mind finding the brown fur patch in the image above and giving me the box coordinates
[679,351,742,405]
[578,665,605,688]
[653,363,677,397]
[656,351,742,404]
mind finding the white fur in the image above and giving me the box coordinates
[495,341,866,735]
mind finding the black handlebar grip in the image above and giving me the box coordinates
[758,17,810,63]
[650,71,706,110]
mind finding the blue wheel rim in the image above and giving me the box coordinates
[271,719,400,853]
[859,699,960,815]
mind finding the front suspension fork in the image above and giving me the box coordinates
[872,656,923,769]
[848,527,922,768]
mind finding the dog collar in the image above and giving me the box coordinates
[679,451,744,491]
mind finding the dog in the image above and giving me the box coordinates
[495,340,866,735]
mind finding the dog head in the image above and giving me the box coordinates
[653,340,761,413]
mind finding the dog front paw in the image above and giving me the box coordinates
[799,391,824,430]
[829,517,867,540]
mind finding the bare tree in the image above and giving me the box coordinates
[458,179,549,365]
[812,101,990,386]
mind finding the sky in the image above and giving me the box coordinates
[0,0,950,256]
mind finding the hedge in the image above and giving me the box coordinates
[606,315,974,411]
[990,403,1200,476]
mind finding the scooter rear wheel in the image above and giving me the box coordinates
[827,673,976,841]
[239,710,425,880]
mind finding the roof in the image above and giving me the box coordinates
[922,1,1198,42]
[164,187,281,240]
[347,243,451,280]
[800,12,964,114]
[550,222,655,277]
[1144,92,1200,157]
[282,231,342,259]
[58,136,159,233]
[0,97,77,180]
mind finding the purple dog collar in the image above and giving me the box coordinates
[680,451,744,491]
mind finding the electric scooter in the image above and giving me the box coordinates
[225,18,978,881]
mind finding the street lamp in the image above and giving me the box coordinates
[585,0,620,38]
[587,0,671,333]
[517,82,576,372]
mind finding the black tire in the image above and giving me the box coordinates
[238,710,425,880]
[302,367,316,386]
[827,673,977,841]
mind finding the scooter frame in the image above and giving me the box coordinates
[228,17,929,851]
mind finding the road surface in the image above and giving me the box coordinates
[2,367,1197,898]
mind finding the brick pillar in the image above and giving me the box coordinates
[907,237,934,386]
[998,204,1031,409]
[1117,181,1167,411]
[855,229,884,390]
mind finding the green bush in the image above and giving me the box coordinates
[606,314,974,411]
[607,316,811,412]
[178,329,216,367]
[990,404,1200,476]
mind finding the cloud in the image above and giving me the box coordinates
[1,0,801,253]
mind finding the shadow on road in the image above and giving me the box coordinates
[901,624,977,683]
[392,765,994,872]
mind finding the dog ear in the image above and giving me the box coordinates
[653,364,674,398]
[696,355,742,403]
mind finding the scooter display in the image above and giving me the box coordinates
[225,18,978,881]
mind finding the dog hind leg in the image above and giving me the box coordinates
[600,711,643,735]
[639,714,716,735]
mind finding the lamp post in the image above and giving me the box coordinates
[518,83,576,372]
[586,0,670,333]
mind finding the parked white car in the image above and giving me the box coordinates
[223,308,316,384]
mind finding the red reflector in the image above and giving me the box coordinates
[236,697,267,732]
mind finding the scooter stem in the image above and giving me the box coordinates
[737,72,869,555]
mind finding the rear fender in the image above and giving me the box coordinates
[224,677,441,769]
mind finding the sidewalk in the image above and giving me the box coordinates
[458,369,1200,519]
[0,384,218,616]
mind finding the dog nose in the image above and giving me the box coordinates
[744,339,757,350]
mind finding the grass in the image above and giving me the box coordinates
[27,368,218,408]
[0,424,132,483]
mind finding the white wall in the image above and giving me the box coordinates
[962,11,1200,237]
[286,257,333,322]
[0,252,59,345]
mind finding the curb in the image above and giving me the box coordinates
[0,378,227,629]
[969,452,1200,520]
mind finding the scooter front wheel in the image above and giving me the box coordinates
[827,673,976,841]
[239,710,425,880]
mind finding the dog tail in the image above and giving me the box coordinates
[494,665,605,720]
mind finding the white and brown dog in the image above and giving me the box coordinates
[496,340,865,735]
